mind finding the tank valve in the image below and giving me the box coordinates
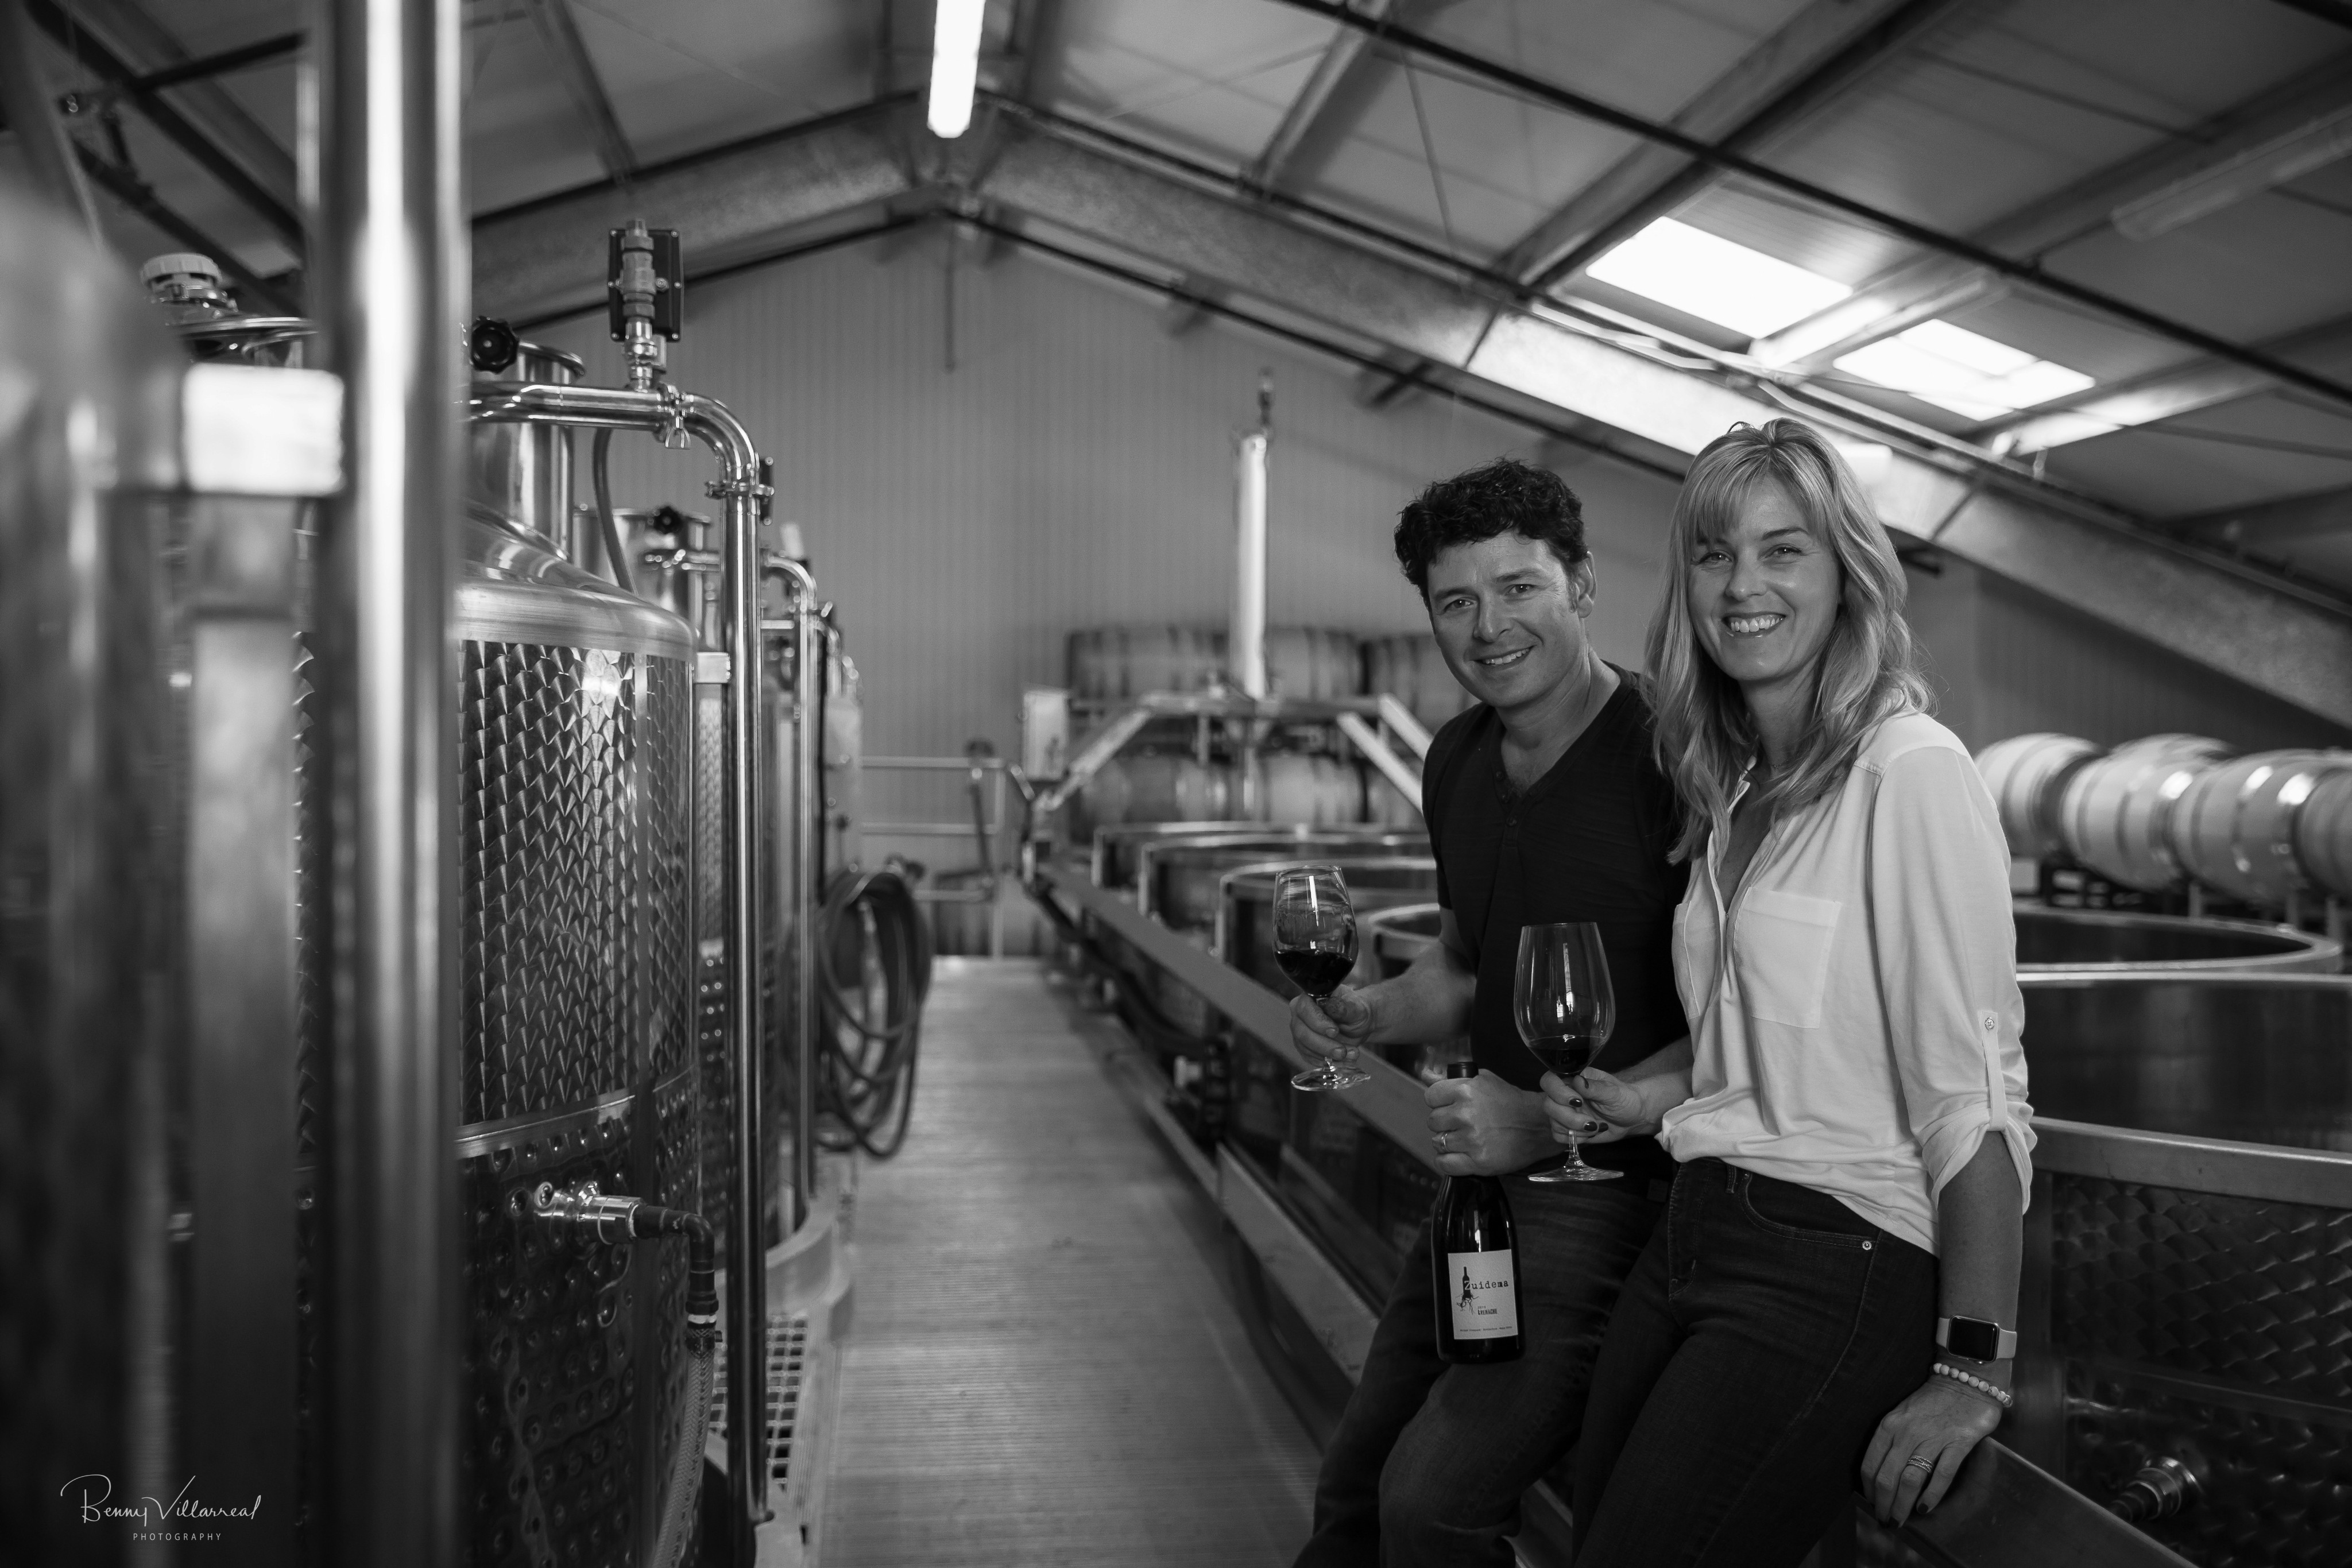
[2106,1455,2202,1523]
[533,1181,718,1326]
[606,219,682,392]
[467,315,520,374]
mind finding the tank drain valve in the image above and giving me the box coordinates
[533,1182,718,1327]
[2106,1455,2202,1523]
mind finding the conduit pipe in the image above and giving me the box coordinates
[308,0,463,1563]
[469,376,782,1558]
[1233,378,1271,819]
[767,555,825,1237]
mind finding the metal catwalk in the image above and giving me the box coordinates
[821,959,1320,1565]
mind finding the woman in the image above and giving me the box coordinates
[1545,419,2032,1565]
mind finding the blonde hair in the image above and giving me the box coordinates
[1645,420,1933,863]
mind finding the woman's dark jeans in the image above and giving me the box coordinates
[1573,1158,1939,1568]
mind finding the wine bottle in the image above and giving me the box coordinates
[1430,1061,1524,1364]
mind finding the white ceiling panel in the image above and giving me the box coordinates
[1051,0,1336,168]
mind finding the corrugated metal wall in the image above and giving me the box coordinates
[531,234,1681,857]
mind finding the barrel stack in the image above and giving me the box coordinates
[1972,731,2352,940]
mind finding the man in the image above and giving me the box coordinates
[1290,458,1688,1567]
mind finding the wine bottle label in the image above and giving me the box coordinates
[1445,1249,1518,1339]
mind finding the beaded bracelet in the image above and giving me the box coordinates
[1933,1361,2014,1410]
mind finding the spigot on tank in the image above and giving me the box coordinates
[607,219,683,393]
[2106,1454,2202,1523]
[533,1180,718,1327]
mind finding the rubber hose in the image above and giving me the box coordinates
[591,427,635,595]
[651,1322,718,1568]
[811,866,931,1159]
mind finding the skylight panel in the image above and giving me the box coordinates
[1834,322,2094,422]
[1585,218,1851,339]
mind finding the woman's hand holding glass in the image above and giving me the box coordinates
[1539,1064,1665,1147]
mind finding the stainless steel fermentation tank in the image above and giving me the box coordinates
[466,282,818,1563]
[446,505,702,1568]
[106,235,796,1562]
[2012,971,2352,1566]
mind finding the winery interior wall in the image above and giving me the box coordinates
[1903,559,2352,756]
[531,233,1683,861]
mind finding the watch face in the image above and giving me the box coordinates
[1944,1318,2002,1361]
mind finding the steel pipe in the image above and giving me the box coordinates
[769,557,824,1243]
[307,0,463,1563]
[470,373,780,1555]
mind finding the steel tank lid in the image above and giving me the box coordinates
[2014,903,2342,973]
[457,502,694,661]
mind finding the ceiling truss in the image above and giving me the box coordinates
[1494,0,1978,290]
[469,96,2352,727]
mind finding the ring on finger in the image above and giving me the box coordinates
[1433,1132,1448,1152]
[1904,1455,1935,1473]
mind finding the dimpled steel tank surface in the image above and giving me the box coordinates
[2016,972,2352,1568]
[452,507,699,1568]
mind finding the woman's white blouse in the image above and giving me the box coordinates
[1657,711,2034,1256]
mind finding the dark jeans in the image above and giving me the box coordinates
[1573,1159,1939,1568]
[1294,1174,1663,1568]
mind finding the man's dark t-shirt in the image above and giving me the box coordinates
[1423,671,1688,1180]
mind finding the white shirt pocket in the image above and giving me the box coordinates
[1735,890,1843,1029]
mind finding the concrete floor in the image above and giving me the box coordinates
[820,958,1321,1566]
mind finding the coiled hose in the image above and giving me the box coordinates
[812,864,931,1159]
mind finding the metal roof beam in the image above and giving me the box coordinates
[1494,0,1974,288]
[1242,0,1406,193]
[1005,0,1068,108]
[2180,483,2352,547]
[1984,313,2352,452]
[1755,52,2352,370]
[521,0,634,180]
[42,0,299,235]
[471,98,916,321]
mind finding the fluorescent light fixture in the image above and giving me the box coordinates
[929,0,986,139]
[1834,320,2093,422]
[2111,105,2352,241]
[1586,217,1851,338]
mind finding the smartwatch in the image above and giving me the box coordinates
[1936,1315,2018,1362]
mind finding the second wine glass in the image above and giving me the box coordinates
[1514,922,1620,1182]
[1276,864,1369,1092]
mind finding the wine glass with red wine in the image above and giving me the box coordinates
[1276,865,1370,1092]
[1514,922,1619,1182]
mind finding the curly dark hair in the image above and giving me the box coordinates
[1392,456,1587,598]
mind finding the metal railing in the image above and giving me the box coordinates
[865,746,1015,956]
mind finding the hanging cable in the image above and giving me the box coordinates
[810,863,931,1159]
[591,425,635,595]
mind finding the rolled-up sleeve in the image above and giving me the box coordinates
[1866,746,2035,1208]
